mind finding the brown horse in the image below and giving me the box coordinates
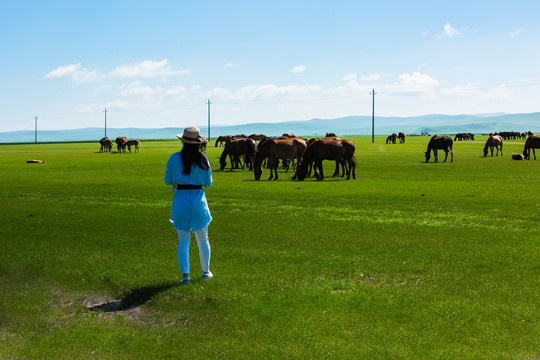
[254,138,307,180]
[425,135,453,162]
[281,133,296,138]
[248,134,266,141]
[296,138,356,181]
[523,135,540,160]
[398,131,405,143]
[125,139,141,153]
[219,138,256,171]
[386,133,397,144]
[325,132,336,137]
[483,135,503,157]
[115,136,127,152]
[99,137,113,152]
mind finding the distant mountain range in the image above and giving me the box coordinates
[1,112,538,143]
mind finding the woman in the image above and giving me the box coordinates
[165,126,213,284]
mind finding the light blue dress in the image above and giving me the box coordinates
[164,151,213,231]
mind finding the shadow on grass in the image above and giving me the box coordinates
[87,281,178,313]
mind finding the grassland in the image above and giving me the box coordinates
[1,135,538,359]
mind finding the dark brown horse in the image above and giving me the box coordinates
[115,136,127,152]
[248,134,266,141]
[386,133,397,144]
[296,138,356,181]
[99,137,113,152]
[523,135,540,160]
[254,138,307,180]
[125,139,141,153]
[398,131,405,143]
[219,138,256,171]
[483,135,503,157]
[425,135,453,162]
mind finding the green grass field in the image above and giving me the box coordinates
[1,135,538,359]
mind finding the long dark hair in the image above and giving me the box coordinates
[181,143,209,175]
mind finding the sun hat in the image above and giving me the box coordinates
[177,126,204,144]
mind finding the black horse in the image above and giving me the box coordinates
[424,135,453,163]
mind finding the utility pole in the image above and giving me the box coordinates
[104,108,107,138]
[370,89,376,143]
[206,99,212,140]
[35,116,38,144]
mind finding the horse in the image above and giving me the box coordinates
[398,131,405,143]
[215,135,230,147]
[99,137,113,152]
[296,138,356,181]
[386,133,397,144]
[115,136,128,152]
[281,133,296,138]
[254,138,307,180]
[219,138,256,171]
[325,132,336,137]
[512,153,527,160]
[454,133,473,141]
[125,139,141,153]
[424,135,453,162]
[248,134,266,141]
[483,135,503,157]
[523,135,540,160]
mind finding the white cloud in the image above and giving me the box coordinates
[225,62,235,68]
[508,28,522,37]
[391,72,439,92]
[290,65,307,74]
[44,63,81,78]
[110,59,189,78]
[421,30,430,37]
[343,72,357,81]
[439,22,460,38]
[44,59,189,83]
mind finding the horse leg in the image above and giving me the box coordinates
[434,149,438,162]
[316,160,324,181]
[533,148,537,160]
[332,161,339,177]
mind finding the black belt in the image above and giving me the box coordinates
[177,184,202,190]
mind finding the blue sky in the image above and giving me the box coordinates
[0,0,539,132]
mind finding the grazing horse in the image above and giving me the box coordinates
[397,131,405,143]
[296,138,356,181]
[483,135,503,157]
[325,132,336,137]
[219,138,256,171]
[215,135,230,147]
[523,135,540,160]
[125,139,141,153]
[99,137,113,152]
[254,138,307,180]
[386,133,397,144]
[115,136,128,152]
[281,133,296,138]
[424,135,453,163]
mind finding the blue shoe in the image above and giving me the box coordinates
[201,272,213,280]
[181,277,191,284]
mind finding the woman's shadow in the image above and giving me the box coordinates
[87,281,178,313]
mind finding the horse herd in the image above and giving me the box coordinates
[96,130,539,178]
[422,131,539,163]
[99,136,141,153]
[216,133,356,181]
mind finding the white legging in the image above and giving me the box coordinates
[177,226,210,275]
